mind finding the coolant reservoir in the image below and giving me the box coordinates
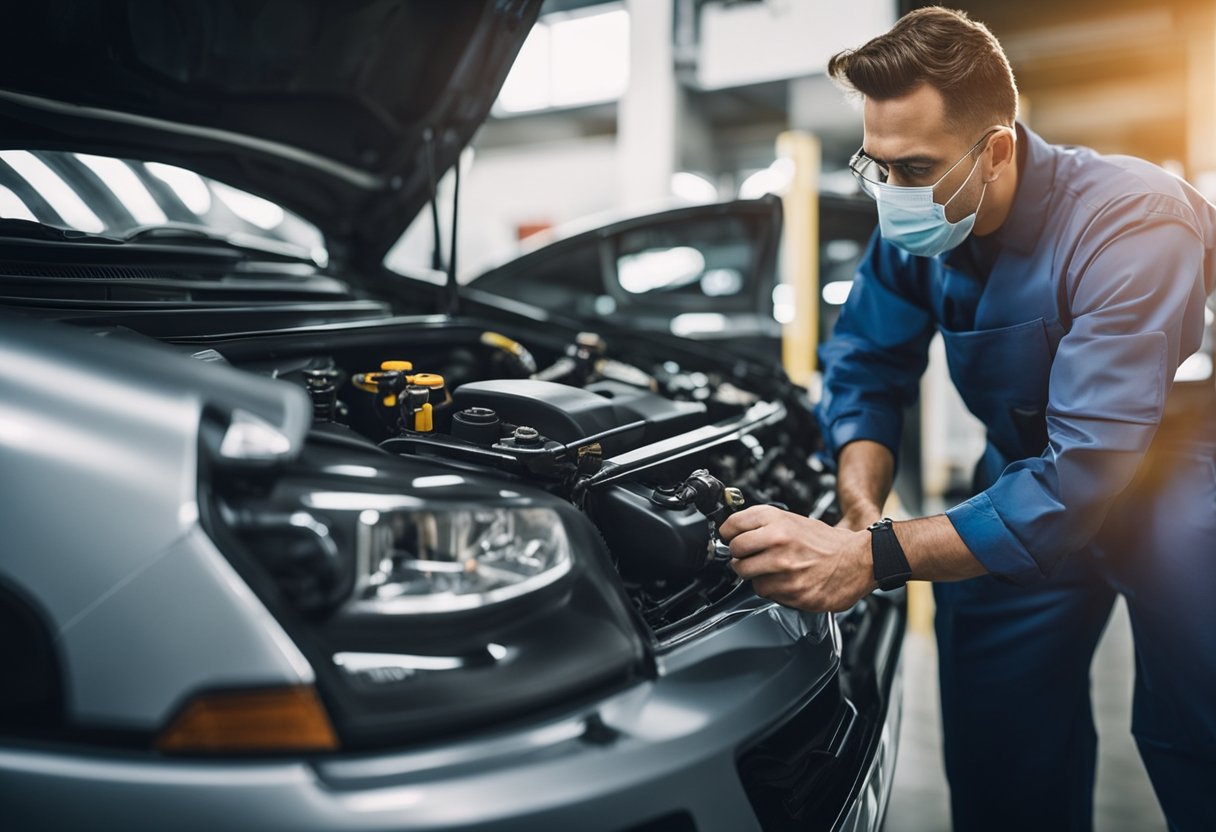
[587,481,712,581]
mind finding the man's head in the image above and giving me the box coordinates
[830,7,1020,241]
[828,7,1017,135]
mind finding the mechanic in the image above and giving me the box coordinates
[718,7,1216,831]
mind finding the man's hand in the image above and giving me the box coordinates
[834,441,894,532]
[836,502,882,532]
[719,505,877,613]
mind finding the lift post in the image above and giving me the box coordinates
[776,130,821,388]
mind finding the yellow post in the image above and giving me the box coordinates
[776,131,821,387]
[778,132,935,632]
[905,581,936,635]
[1185,4,1216,179]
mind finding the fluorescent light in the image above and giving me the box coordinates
[772,283,795,324]
[671,171,718,204]
[75,153,167,226]
[323,464,379,478]
[822,280,855,305]
[496,24,551,113]
[146,162,212,214]
[495,5,629,114]
[825,239,862,262]
[671,312,728,336]
[411,475,465,489]
[619,246,706,293]
[739,158,794,199]
[0,150,104,232]
[550,9,629,107]
[0,185,36,221]
[213,181,284,230]
[701,268,744,297]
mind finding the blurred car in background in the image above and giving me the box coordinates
[469,194,877,363]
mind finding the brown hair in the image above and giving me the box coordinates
[827,6,1017,132]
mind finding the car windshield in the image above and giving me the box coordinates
[0,149,325,261]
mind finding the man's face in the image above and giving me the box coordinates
[861,83,989,223]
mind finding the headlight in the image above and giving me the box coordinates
[209,454,645,751]
[224,490,576,616]
[353,507,572,613]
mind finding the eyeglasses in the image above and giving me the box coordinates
[848,129,1000,200]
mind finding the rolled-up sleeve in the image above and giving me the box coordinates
[946,195,1209,583]
[816,233,935,462]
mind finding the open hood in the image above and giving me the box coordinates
[0,0,541,267]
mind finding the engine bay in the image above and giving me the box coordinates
[214,321,838,640]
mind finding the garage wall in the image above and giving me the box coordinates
[385,135,619,282]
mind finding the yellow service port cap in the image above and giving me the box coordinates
[414,402,434,432]
[409,373,445,388]
[380,360,413,371]
[352,372,380,393]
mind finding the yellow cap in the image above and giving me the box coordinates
[380,360,413,371]
[414,402,434,432]
[408,373,445,388]
[352,372,380,393]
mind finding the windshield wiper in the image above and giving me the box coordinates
[0,218,119,243]
[0,218,322,265]
[123,223,322,264]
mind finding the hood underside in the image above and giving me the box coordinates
[0,0,540,266]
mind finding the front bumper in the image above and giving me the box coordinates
[1,594,903,832]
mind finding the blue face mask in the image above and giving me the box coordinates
[850,129,999,258]
[874,155,986,258]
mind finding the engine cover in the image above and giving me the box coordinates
[452,379,705,450]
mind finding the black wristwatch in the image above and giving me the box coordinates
[867,517,913,591]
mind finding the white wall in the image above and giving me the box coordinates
[697,0,895,90]
[385,135,620,282]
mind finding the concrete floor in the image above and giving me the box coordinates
[884,597,1168,832]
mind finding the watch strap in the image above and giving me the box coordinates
[867,517,912,591]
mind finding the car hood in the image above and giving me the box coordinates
[0,0,540,267]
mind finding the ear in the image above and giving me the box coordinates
[985,128,1016,182]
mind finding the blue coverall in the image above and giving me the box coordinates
[817,123,1216,831]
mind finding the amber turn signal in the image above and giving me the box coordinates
[156,685,339,754]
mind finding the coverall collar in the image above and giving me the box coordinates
[989,122,1058,255]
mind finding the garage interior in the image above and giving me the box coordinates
[383,2,1216,830]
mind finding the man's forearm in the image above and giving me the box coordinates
[837,441,987,581]
[893,514,988,581]
[835,440,895,528]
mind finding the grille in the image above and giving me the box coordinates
[0,262,167,280]
[736,674,869,831]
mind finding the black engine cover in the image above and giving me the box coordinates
[452,379,705,451]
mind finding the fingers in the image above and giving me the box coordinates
[750,574,791,604]
[718,504,784,542]
[731,553,782,580]
[727,526,777,559]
